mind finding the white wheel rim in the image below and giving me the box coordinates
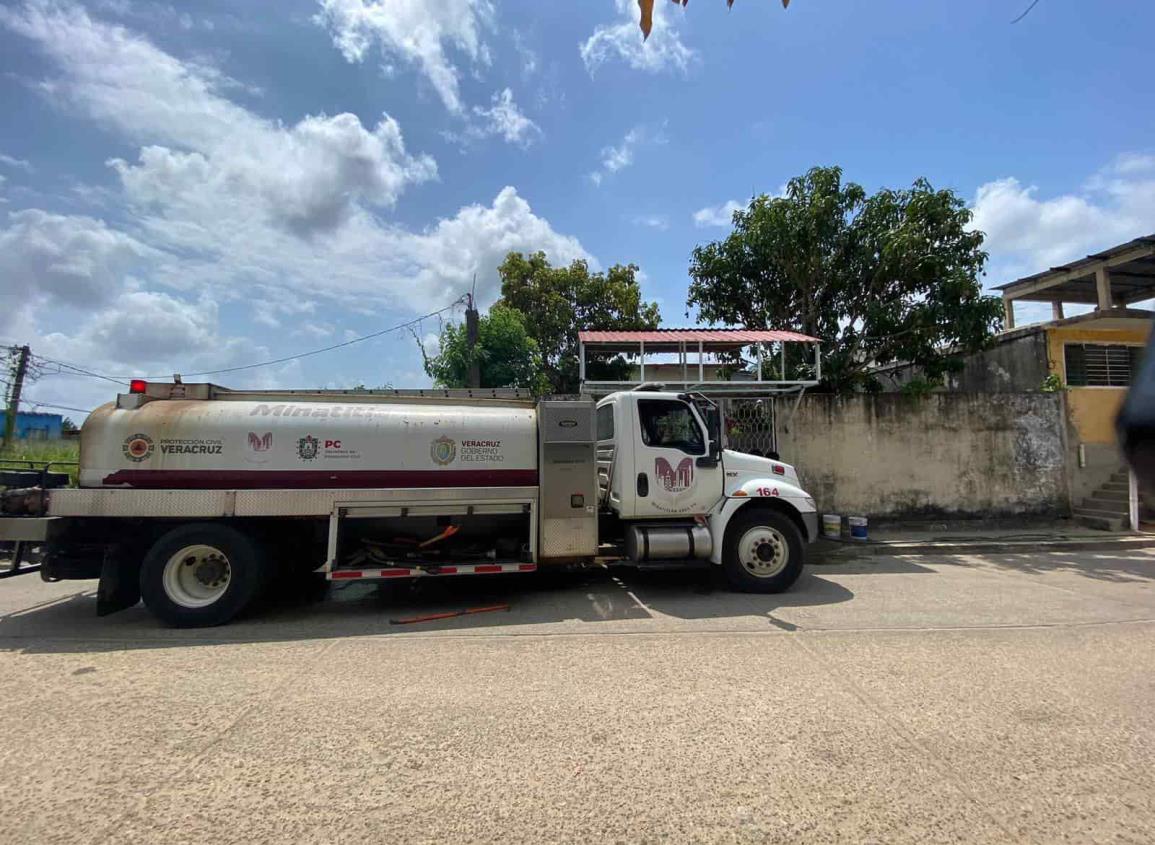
[162,544,232,608]
[737,525,789,578]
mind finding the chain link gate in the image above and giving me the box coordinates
[718,396,779,458]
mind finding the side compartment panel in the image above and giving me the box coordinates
[538,401,598,559]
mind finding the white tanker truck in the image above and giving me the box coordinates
[0,382,819,627]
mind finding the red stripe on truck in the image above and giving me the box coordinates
[99,469,539,489]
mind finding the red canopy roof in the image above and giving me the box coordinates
[578,328,818,351]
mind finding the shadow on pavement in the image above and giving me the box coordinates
[930,549,1155,583]
[0,564,855,654]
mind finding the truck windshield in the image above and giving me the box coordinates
[637,400,705,454]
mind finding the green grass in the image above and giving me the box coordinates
[0,439,81,485]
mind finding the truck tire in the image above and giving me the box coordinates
[721,508,804,593]
[139,524,266,627]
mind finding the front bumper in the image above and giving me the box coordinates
[801,511,819,543]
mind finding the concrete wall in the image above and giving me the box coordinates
[944,331,1051,392]
[873,330,1050,393]
[776,393,1068,519]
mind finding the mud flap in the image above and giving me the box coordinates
[97,546,141,616]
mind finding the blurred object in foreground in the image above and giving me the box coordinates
[1117,328,1155,488]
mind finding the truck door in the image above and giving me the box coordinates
[596,399,622,510]
[628,397,722,518]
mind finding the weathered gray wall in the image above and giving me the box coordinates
[874,330,1050,393]
[776,393,1068,519]
[943,333,1051,392]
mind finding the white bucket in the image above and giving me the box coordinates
[822,514,841,539]
[848,516,868,541]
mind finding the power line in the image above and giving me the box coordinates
[1011,0,1041,23]
[21,399,94,415]
[29,297,466,382]
[145,297,466,378]
[28,355,129,386]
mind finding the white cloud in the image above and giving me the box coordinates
[1,1,249,149]
[510,29,538,78]
[692,199,744,228]
[109,110,437,237]
[0,209,158,334]
[0,153,32,171]
[3,1,437,238]
[971,153,1155,282]
[580,0,697,77]
[314,0,494,115]
[0,210,280,402]
[451,88,541,148]
[53,290,234,363]
[0,2,589,380]
[589,124,665,186]
[632,214,669,230]
[94,1,217,33]
[473,88,540,147]
[297,322,334,339]
[3,3,584,301]
[404,186,590,305]
[30,291,301,413]
[1111,152,1155,176]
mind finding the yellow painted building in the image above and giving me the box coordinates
[1045,317,1151,446]
[995,233,1155,526]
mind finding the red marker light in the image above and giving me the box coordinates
[772,464,785,476]
[130,379,147,394]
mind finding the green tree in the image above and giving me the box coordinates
[687,166,1002,392]
[422,304,549,392]
[61,417,78,433]
[497,252,661,393]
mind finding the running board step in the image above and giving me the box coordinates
[329,562,536,581]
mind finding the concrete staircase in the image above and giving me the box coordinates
[1074,470,1131,531]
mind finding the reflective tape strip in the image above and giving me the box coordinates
[327,563,536,581]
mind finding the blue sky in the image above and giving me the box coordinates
[1,0,1153,417]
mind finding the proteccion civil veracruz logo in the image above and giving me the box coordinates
[297,435,319,461]
[122,433,154,463]
[430,435,456,466]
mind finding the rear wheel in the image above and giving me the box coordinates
[140,524,266,627]
[721,509,804,593]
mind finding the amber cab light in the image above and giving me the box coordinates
[129,379,147,394]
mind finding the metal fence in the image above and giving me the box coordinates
[718,396,778,457]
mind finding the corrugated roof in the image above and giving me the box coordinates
[995,233,1155,292]
[578,329,819,344]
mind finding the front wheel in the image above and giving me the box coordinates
[721,509,804,593]
[140,524,266,627]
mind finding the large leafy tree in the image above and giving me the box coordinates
[497,252,661,393]
[687,166,1002,392]
[422,304,549,393]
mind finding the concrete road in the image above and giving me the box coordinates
[1,547,1154,844]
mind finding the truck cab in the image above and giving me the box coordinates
[596,389,818,592]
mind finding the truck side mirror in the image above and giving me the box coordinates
[696,405,722,468]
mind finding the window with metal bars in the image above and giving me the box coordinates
[1063,343,1143,387]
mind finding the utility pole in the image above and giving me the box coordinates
[465,279,481,389]
[3,345,30,447]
